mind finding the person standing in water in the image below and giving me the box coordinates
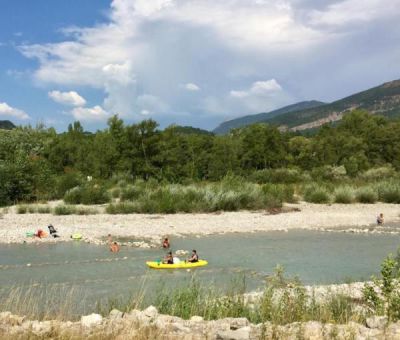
[162,237,170,249]
[377,213,384,225]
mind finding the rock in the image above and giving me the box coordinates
[190,316,204,322]
[143,305,158,318]
[171,322,190,333]
[31,320,52,335]
[81,313,103,327]
[366,316,388,329]
[303,321,323,339]
[225,318,249,330]
[109,309,123,319]
[216,326,251,340]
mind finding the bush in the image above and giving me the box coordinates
[55,173,83,198]
[111,188,120,199]
[355,187,378,203]
[303,185,331,203]
[53,205,77,215]
[311,166,347,181]
[106,202,137,214]
[37,205,51,214]
[333,186,355,204]
[250,168,304,184]
[16,205,28,214]
[120,185,141,201]
[64,184,110,205]
[375,181,400,203]
[361,166,396,181]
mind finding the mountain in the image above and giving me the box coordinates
[166,125,214,136]
[264,79,400,132]
[213,101,325,134]
[0,120,15,130]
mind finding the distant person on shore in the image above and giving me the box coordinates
[48,224,59,238]
[110,241,120,253]
[164,251,174,264]
[162,237,170,249]
[107,234,113,244]
[187,250,199,263]
[34,229,45,238]
[377,213,384,225]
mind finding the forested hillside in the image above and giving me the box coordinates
[1,110,400,207]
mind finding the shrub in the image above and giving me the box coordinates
[311,166,347,181]
[16,205,28,214]
[55,173,83,198]
[355,187,378,203]
[106,202,137,214]
[333,186,355,204]
[120,185,141,201]
[37,205,51,214]
[64,184,110,205]
[53,205,77,215]
[361,166,396,181]
[303,185,331,204]
[375,181,400,203]
[250,168,304,184]
[111,188,121,199]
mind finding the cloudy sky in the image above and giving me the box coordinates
[0,0,399,130]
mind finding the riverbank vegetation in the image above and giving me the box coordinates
[2,253,400,326]
[2,110,400,212]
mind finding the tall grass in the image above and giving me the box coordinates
[303,185,331,204]
[52,204,98,215]
[16,204,51,214]
[107,178,295,214]
[374,180,400,203]
[333,186,355,204]
[64,184,110,205]
[355,187,378,203]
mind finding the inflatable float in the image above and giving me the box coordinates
[146,260,208,269]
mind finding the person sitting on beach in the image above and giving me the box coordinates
[187,250,199,263]
[48,224,59,238]
[35,229,45,238]
[162,237,170,249]
[377,213,384,225]
[164,251,174,264]
[110,241,120,253]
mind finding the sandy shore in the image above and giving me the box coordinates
[0,202,399,245]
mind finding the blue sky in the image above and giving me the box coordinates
[0,0,399,131]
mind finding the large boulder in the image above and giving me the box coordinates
[366,316,388,330]
[143,306,158,319]
[81,313,103,327]
[216,326,251,340]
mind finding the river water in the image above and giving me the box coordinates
[0,230,399,315]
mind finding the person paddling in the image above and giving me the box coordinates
[187,250,199,263]
[163,251,174,264]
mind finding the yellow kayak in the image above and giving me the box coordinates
[146,260,208,269]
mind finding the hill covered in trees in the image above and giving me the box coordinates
[213,101,325,134]
[214,79,400,134]
[0,120,15,130]
[1,110,400,207]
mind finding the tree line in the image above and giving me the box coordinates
[1,110,400,206]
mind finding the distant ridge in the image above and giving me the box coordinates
[0,120,15,130]
[213,101,325,134]
[213,78,400,134]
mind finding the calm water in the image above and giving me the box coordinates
[0,230,399,313]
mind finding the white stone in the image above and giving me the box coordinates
[81,313,103,327]
[216,326,251,340]
[190,316,204,322]
[366,316,388,329]
[109,309,123,319]
[143,305,158,318]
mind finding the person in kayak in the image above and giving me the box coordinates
[187,250,199,263]
[163,251,174,264]
[162,237,170,249]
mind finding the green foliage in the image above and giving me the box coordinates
[55,172,83,198]
[303,185,331,204]
[374,180,400,203]
[53,205,77,215]
[333,186,355,204]
[250,168,304,184]
[106,202,137,214]
[64,184,110,205]
[17,204,51,214]
[361,166,396,181]
[355,187,378,203]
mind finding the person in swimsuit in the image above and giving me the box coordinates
[377,213,384,225]
[110,241,120,253]
[187,250,199,263]
[162,237,170,249]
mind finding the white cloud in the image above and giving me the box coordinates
[0,102,30,120]
[48,90,86,106]
[71,105,110,122]
[140,109,150,115]
[230,79,282,98]
[308,0,400,27]
[184,83,201,91]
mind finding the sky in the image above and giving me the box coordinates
[0,0,399,131]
